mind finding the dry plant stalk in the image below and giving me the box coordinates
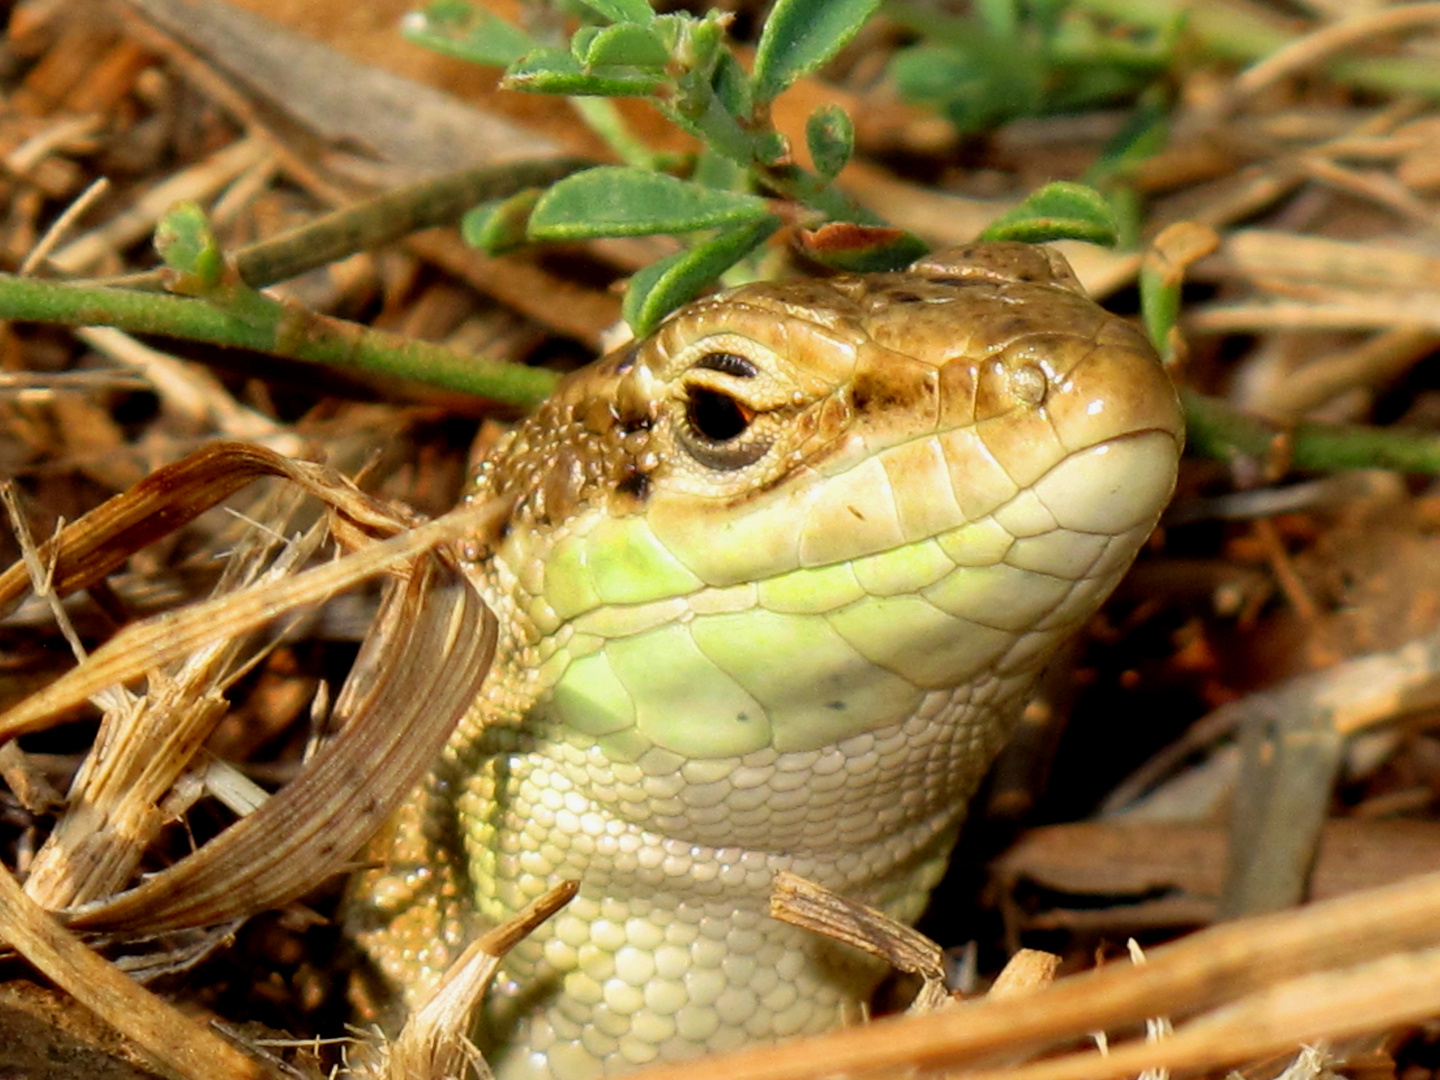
[772,872,1062,1019]
[0,442,509,1080]
[21,488,328,911]
[69,556,493,936]
[987,950,1060,1000]
[0,858,278,1080]
[378,881,581,1080]
[771,871,954,1014]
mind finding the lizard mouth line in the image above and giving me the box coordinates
[754,422,1181,589]
[560,423,1181,634]
[544,428,1180,763]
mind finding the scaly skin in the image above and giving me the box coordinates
[349,243,1184,1080]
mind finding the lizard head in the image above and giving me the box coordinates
[475,242,1183,759]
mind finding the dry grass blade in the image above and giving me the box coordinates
[947,945,1440,1080]
[0,860,279,1080]
[771,871,948,978]
[0,441,510,924]
[1226,5,1440,109]
[1222,231,1440,292]
[0,441,412,621]
[771,871,952,1012]
[68,554,495,934]
[987,950,1060,1000]
[0,487,501,742]
[0,433,506,1075]
[21,488,329,912]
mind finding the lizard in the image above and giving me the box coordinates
[348,241,1185,1080]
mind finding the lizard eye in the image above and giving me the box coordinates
[677,382,770,470]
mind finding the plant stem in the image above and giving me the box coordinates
[568,99,657,169]
[758,161,884,224]
[110,157,593,292]
[1183,389,1440,475]
[1072,0,1440,98]
[0,274,561,408]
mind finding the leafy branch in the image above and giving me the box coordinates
[4,160,589,407]
[0,0,1117,414]
[407,0,1119,334]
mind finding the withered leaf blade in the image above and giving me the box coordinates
[770,870,948,980]
[0,458,495,745]
[0,440,411,621]
[68,556,495,934]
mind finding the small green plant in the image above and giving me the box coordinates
[404,0,1120,334]
[0,0,1122,417]
[885,0,1175,134]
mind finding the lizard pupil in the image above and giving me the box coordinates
[686,385,753,443]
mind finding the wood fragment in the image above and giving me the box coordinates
[0,859,279,1080]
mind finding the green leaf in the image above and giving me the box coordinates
[887,41,1042,132]
[576,22,670,69]
[461,189,543,254]
[576,0,654,24]
[805,104,853,180]
[528,167,772,240]
[401,2,535,67]
[623,216,781,336]
[674,11,727,70]
[979,181,1119,246]
[975,0,1019,37]
[752,0,881,103]
[155,202,225,293]
[504,47,663,95]
[710,50,753,120]
[691,146,747,191]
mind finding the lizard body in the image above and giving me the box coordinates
[350,243,1184,1079]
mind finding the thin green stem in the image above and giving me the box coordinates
[0,274,560,408]
[1183,389,1440,475]
[568,99,657,169]
[1072,0,1440,98]
[109,157,593,292]
[757,162,884,224]
[674,91,762,165]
